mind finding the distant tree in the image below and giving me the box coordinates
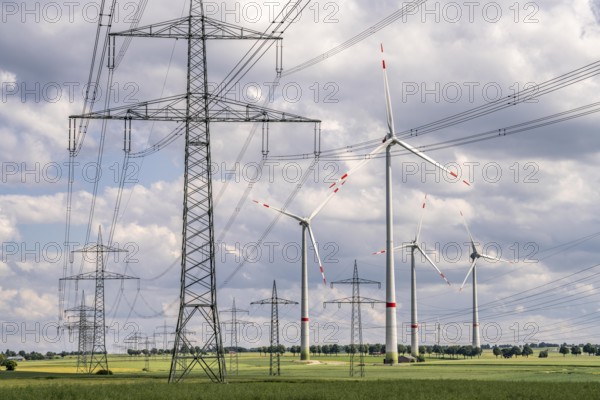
[538,350,548,358]
[418,345,426,356]
[372,343,381,355]
[522,345,533,358]
[571,346,582,357]
[406,345,412,356]
[18,350,26,358]
[501,348,513,359]
[511,346,522,358]
[426,346,433,357]
[559,344,570,357]
[310,345,317,356]
[432,345,442,358]
[397,344,406,355]
[331,344,340,356]
[583,343,596,356]
[4,360,17,371]
[0,354,5,365]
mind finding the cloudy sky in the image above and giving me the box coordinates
[2,0,600,353]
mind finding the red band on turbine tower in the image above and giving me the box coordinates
[411,324,419,329]
[301,317,309,322]
[386,302,396,308]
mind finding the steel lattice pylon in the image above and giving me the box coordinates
[69,0,319,382]
[324,261,383,377]
[220,298,249,375]
[60,227,137,374]
[251,281,297,375]
[64,292,94,373]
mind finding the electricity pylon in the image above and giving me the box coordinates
[324,260,383,377]
[69,0,320,383]
[64,291,94,373]
[220,298,249,375]
[60,227,138,374]
[251,281,297,375]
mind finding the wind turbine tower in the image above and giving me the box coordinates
[374,195,451,356]
[459,211,510,349]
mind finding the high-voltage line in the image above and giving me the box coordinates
[324,261,383,377]
[70,0,320,383]
[60,227,138,374]
[251,281,298,376]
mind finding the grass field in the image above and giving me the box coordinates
[2,350,600,399]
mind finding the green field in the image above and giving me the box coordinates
[2,350,600,399]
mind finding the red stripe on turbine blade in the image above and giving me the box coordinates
[334,188,339,193]
[386,302,396,308]
[301,318,309,322]
[329,183,335,188]
[382,60,386,69]
[319,266,324,273]
[341,173,348,180]
[381,43,384,52]
[463,180,471,186]
[450,171,458,178]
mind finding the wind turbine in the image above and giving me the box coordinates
[325,45,469,364]
[253,191,333,361]
[374,194,451,357]
[459,211,510,349]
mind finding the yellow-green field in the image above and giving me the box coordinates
[2,350,600,399]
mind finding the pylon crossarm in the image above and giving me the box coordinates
[110,16,282,40]
[69,94,320,123]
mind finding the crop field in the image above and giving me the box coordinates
[2,350,600,399]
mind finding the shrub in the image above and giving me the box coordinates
[95,369,113,375]
[4,360,17,371]
[539,350,549,358]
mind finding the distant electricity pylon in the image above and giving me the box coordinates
[69,0,320,383]
[251,281,298,376]
[60,227,138,373]
[64,291,94,373]
[220,298,249,375]
[324,261,383,377]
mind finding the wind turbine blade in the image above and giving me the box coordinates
[459,211,477,254]
[381,43,395,138]
[373,243,411,255]
[395,138,471,186]
[416,245,451,286]
[460,258,478,292]
[252,200,303,222]
[480,253,512,264]
[415,194,428,242]
[307,225,327,285]
[324,141,389,200]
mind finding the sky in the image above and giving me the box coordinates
[2,0,600,353]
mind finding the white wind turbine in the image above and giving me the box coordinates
[459,211,510,349]
[374,194,451,357]
[326,45,470,364]
[253,191,335,361]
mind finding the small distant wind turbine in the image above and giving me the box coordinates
[459,211,510,348]
[374,194,451,357]
[253,191,334,361]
